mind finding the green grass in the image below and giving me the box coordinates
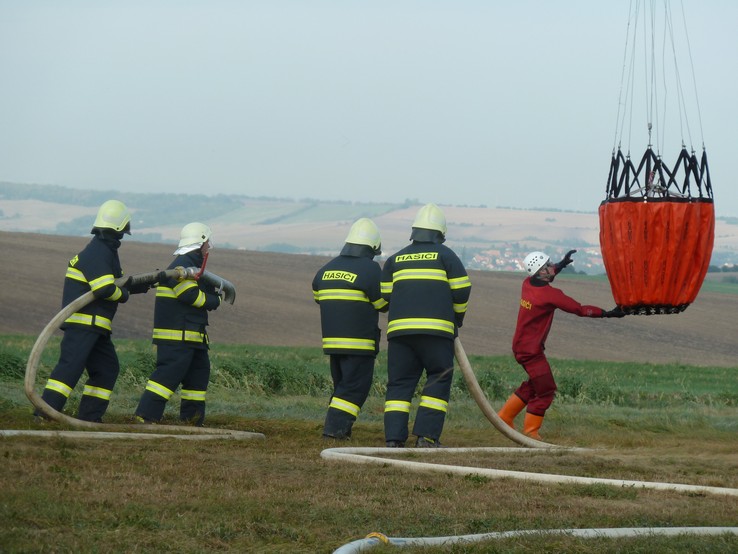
[560,271,738,295]
[1,335,737,553]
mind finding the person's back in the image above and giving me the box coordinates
[313,252,384,354]
[381,203,471,448]
[312,218,386,439]
[382,240,465,339]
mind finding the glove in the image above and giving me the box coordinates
[602,307,626,318]
[119,286,130,304]
[129,281,151,294]
[123,276,151,295]
[558,249,577,269]
[205,292,222,311]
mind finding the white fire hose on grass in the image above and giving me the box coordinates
[1,267,263,442]
[324,338,738,552]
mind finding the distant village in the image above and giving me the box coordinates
[464,245,737,276]
[465,246,604,275]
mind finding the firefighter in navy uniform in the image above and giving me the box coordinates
[38,199,146,422]
[312,218,388,439]
[134,222,221,425]
[381,204,471,448]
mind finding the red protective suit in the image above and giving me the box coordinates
[512,275,604,415]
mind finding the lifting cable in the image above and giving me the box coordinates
[615,0,704,157]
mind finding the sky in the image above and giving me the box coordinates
[2,1,737,216]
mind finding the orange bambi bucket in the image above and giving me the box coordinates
[599,199,715,314]
[599,147,715,315]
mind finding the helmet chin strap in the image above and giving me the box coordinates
[194,250,209,279]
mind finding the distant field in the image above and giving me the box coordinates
[2,231,737,368]
[2,193,737,264]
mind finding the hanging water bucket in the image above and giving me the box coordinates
[599,147,714,315]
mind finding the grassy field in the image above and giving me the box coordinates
[1,336,737,553]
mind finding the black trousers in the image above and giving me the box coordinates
[323,354,375,438]
[135,343,210,425]
[40,327,120,422]
[384,335,455,443]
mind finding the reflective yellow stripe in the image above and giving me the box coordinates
[181,389,206,401]
[174,280,199,295]
[155,286,177,299]
[387,318,455,335]
[448,275,472,290]
[89,274,115,293]
[419,395,448,413]
[145,380,174,400]
[64,313,112,331]
[152,328,182,341]
[106,287,122,301]
[45,379,73,398]
[453,301,468,314]
[380,281,393,294]
[193,291,206,308]
[384,400,411,413]
[83,385,112,401]
[372,298,388,310]
[329,396,360,416]
[173,281,206,307]
[65,267,87,283]
[315,289,369,302]
[152,328,207,343]
[393,268,448,282]
[322,337,375,351]
[184,330,207,342]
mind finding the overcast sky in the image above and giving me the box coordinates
[2,1,736,216]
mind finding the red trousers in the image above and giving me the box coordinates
[513,351,557,416]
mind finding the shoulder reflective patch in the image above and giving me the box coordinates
[395,252,439,263]
[65,267,87,283]
[322,270,358,283]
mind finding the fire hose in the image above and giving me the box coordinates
[324,338,738,552]
[2,267,263,441]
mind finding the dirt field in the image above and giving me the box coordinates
[1,231,736,367]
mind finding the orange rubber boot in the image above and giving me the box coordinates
[523,413,544,440]
[497,394,526,429]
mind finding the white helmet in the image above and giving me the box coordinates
[412,203,447,235]
[524,251,550,275]
[92,200,131,234]
[178,222,212,249]
[345,218,382,254]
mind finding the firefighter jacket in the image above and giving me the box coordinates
[312,249,388,356]
[61,234,128,335]
[152,250,221,349]
[513,276,604,357]
[381,240,471,339]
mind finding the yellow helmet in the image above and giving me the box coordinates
[412,203,447,235]
[92,200,131,234]
[345,218,381,254]
[178,222,212,248]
